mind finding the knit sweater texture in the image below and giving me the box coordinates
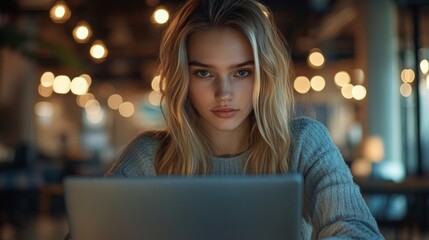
[106,117,384,239]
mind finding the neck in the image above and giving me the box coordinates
[204,121,250,157]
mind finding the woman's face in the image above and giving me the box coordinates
[187,27,255,135]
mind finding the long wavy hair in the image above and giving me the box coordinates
[155,0,294,175]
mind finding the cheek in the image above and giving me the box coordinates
[242,82,255,109]
[188,83,206,107]
[239,81,254,99]
[188,82,197,99]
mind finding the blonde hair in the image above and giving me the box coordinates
[156,0,294,175]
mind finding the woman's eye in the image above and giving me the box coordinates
[195,70,211,78]
[235,69,250,78]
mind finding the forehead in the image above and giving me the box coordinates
[187,27,253,65]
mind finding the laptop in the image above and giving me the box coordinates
[64,175,303,240]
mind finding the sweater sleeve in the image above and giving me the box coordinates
[291,118,384,239]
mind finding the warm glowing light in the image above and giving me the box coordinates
[90,40,108,60]
[38,84,53,97]
[70,77,89,95]
[55,6,65,17]
[400,69,415,83]
[107,94,123,110]
[363,136,384,162]
[153,8,169,24]
[34,102,53,117]
[49,1,71,24]
[351,159,372,177]
[334,71,351,87]
[86,108,104,124]
[52,75,71,94]
[341,84,354,99]
[85,107,105,125]
[294,76,311,94]
[352,85,366,100]
[151,75,161,91]
[119,102,135,117]
[310,75,325,91]
[400,83,412,97]
[149,91,162,106]
[76,93,94,107]
[307,48,325,69]
[420,59,429,74]
[40,71,55,87]
[73,21,92,43]
[80,74,92,86]
[85,99,101,115]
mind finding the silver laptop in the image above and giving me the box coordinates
[65,175,303,240]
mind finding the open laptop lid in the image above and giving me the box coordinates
[65,175,303,240]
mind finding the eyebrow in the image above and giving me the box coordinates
[188,60,254,69]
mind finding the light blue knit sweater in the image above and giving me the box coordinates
[106,117,384,239]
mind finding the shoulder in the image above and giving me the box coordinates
[289,117,329,140]
[126,131,165,150]
[288,117,339,167]
[120,130,166,161]
[105,131,166,177]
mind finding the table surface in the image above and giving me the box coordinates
[354,176,429,194]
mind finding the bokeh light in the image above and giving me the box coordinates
[52,75,71,94]
[310,75,325,92]
[151,75,161,91]
[400,83,412,97]
[149,91,162,106]
[334,71,351,87]
[49,1,71,23]
[73,21,92,43]
[70,77,89,95]
[153,8,169,24]
[107,94,123,110]
[34,102,53,117]
[294,76,311,94]
[119,102,135,117]
[40,71,55,87]
[307,48,325,69]
[400,69,415,83]
[38,84,53,97]
[90,40,108,61]
[341,84,354,99]
[76,93,95,108]
[352,85,366,100]
[420,59,429,74]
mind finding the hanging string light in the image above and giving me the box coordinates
[50,1,71,24]
[90,40,108,62]
[307,48,325,69]
[400,68,414,97]
[152,7,170,24]
[73,21,93,43]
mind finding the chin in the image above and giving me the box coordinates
[211,122,243,132]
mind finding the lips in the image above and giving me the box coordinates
[211,107,239,118]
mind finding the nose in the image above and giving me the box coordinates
[215,76,233,102]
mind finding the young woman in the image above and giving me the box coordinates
[106,0,384,238]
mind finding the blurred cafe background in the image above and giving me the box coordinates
[0,0,429,239]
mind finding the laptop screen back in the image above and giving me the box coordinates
[65,175,303,240]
